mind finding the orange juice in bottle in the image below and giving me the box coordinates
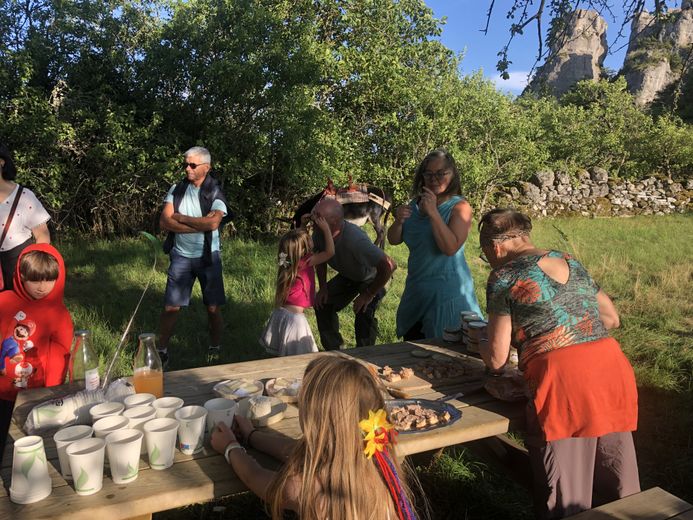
[133,333,164,398]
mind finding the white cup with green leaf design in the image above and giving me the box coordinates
[54,425,94,479]
[105,429,143,484]
[10,435,52,504]
[143,417,179,470]
[66,437,106,496]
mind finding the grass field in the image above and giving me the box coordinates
[57,214,692,518]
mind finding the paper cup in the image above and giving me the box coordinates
[144,418,179,470]
[93,415,130,467]
[9,436,52,504]
[54,425,94,479]
[175,405,207,455]
[89,401,125,423]
[152,396,184,419]
[66,437,106,496]
[203,397,237,433]
[123,406,157,453]
[123,393,156,410]
[93,415,130,440]
[105,429,143,484]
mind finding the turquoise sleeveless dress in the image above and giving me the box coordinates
[396,196,483,338]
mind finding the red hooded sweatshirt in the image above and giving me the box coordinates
[0,244,73,402]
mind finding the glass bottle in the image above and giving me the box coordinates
[133,333,164,398]
[69,330,101,391]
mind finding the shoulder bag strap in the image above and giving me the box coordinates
[0,185,24,250]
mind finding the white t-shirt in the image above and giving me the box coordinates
[0,185,51,252]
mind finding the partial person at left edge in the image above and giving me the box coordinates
[158,146,230,369]
[0,143,51,292]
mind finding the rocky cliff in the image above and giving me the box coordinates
[527,10,608,95]
[623,3,693,105]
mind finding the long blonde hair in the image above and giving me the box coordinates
[274,229,312,307]
[266,355,419,520]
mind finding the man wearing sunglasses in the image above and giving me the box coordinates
[158,146,229,367]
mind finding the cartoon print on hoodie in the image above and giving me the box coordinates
[0,313,36,374]
[0,244,73,401]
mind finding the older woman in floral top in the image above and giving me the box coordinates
[478,208,639,520]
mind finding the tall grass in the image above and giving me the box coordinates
[56,214,692,517]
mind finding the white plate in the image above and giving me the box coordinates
[265,378,302,403]
[213,379,264,400]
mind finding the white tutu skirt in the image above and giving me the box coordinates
[260,307,318,356]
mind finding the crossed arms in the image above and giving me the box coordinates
[159,202,224,233]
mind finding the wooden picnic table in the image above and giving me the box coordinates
[0,339,524,520]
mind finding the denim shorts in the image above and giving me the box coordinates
[164,249,226,307]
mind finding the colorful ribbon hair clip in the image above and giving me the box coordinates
[359,409,396,459]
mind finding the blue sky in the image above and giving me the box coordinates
[423,1,659,94]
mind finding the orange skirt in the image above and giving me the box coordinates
[523,337,638,442]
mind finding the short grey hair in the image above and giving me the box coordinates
[184,146,211,164]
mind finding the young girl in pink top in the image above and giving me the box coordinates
[260,216,334,356]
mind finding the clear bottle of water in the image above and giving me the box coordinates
[69,330,100,390]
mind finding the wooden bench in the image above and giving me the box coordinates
[566,487,693,519]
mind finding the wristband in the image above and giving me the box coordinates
[246,429,260,447]
[224,441,245,463]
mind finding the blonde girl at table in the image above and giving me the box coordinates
[478,208,639,519]
[259,215,334,356]
[211,355,423,520]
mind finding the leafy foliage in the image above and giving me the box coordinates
[0,1,691,237]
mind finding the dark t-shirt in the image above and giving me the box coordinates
[486,250,607,368]
[313,221,385,282]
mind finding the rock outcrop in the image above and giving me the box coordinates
[623,4,693,105]
[527,10,608,95]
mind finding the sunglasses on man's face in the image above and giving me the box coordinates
[183,162,208,170]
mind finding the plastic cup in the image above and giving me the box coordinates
[152,396,184,419]
[66,437,106,496]
[53,425,94,479]
[89,402,125,424]
[175,405,207,455]
[203,398,237,433]
[105,429,143,484]
[143,418,179,470]
[123,393,156,410]
[9,436,52,504]
[123,406,157,453]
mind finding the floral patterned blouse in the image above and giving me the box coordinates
[486,250,607,369]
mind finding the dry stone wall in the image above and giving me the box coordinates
[495,167,692,217]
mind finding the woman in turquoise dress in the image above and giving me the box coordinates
[388,149,482,340]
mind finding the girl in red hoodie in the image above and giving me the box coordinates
[0,244,73,462]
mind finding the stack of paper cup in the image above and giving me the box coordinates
[175,405,207,455]
[123,393,156,410]
[144,418,179,470]
[9,436,52,504]
[123,406,157,453]
[53,425,94,479]
[105,429,143,484]
[89,402,125,424]
[152,397,184,419]
[66,437,106,496]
